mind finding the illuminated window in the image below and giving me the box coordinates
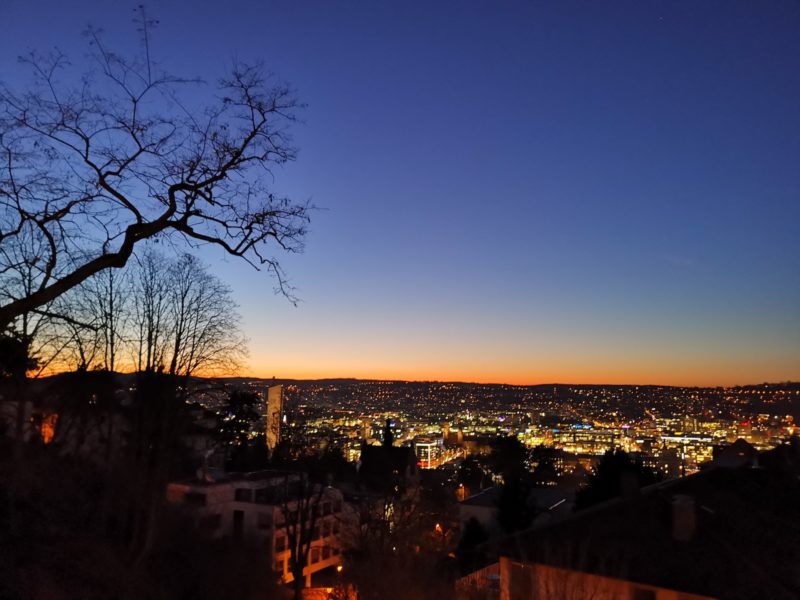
[40,413,58,444]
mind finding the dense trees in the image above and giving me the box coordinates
[0,8,309,332]
[217,389,268,471]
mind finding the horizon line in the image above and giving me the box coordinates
[40,370,796,390]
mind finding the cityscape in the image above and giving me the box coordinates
[202,378,799,476]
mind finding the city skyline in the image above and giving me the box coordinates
[2,1,798,387]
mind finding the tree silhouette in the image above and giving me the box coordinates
[487,435,527,480]
[457,517,489,575]
[495,472,536,534]
[0,7,309,332]
[458,455,487,493]
[0,333,35,381]
[575,449,661,510]
[217,389,263,470]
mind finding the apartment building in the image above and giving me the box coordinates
[167,469,344,587]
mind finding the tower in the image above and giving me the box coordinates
[382,418,394,447]
[265,384,283,452]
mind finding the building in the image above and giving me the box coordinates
[458,438,800,599]
[414,436,444,469]
[265,384,283,451]
[167,469,344,587]
[459,487,503,539]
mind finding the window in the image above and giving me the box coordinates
[311,547,320,563]
[275,535,287,552]
[235,488,252,502]
[322,520,332,537]
[333,520,340,535]
[333,500,342,513]
[322,546,331,560]
[185,492,207,506]
[257,512,271,530]
[313,523,321,539]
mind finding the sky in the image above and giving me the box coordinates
[1,1,798,386]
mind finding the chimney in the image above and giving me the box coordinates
[672,495,696,542]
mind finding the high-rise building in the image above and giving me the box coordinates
[266,385,283,451]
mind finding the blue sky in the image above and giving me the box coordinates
[2,1,798,385]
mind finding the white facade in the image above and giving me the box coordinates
[167,471,344,586]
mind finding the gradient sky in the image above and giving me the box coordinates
[2,1,798,386]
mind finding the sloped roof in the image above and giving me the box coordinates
[712,438,759,468]
[499,440,800,600]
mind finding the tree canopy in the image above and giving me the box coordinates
[575,448,662,510]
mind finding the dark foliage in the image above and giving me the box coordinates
[575,448,662,510]
[457,517,490,575]
[487,435,527,479]
[457,455,487,492]
[0,333,36,380]
[495,473,536,534]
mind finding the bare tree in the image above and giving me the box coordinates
[0,7,309,332]
[123,248,246,378]
[84,266,130,372]
[164,253,245,378]
[130,249,171,373]
[281,474,326,600]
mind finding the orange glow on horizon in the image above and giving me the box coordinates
[35,363,796,388]
[34,351,797,388]
[242,361,797,388]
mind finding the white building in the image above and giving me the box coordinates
[167,470,344,587]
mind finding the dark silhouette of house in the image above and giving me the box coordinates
[357,419,418,495]
[460,438,800,600]
[710,437,760,468]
